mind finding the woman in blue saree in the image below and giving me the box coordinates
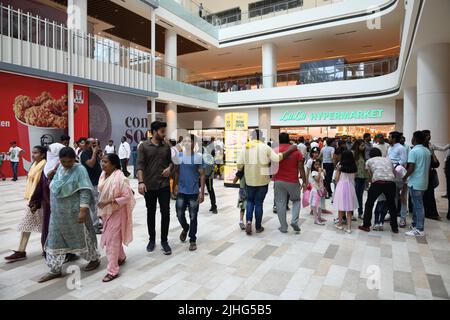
[38,147,101,283]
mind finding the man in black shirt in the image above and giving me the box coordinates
[137,121,175,255]
[80,138,103,234]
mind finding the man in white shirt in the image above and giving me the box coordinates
[104,140,116,155]
[119,136,131,177]
[374,134,389,157]
[7,141,24,181]
[297,136,307,158]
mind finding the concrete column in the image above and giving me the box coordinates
[262,43,277,88]
[395,99,404,134]
[166,103,177,140]
[258,107,271,143]
[164,29,177,80]
[68,83,75,146]
[403,87,417,144]
[67,0,87,33]
[150,6,156,122]
[67,0,86,145]
[417,43,450,192]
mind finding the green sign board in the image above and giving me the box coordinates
[279,109,384,122]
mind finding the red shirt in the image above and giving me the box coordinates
[273,144,303,183]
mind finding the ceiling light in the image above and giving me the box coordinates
[293,38,312,43]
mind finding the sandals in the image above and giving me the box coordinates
[102,273,119,283]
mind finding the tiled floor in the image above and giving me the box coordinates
[0,178,449,300]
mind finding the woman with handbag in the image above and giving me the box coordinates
[423,149,441,220]
[422,130,450,220]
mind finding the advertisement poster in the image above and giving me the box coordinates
[0,71,88,177]
[89,88,148,158]
[224,112,248,187]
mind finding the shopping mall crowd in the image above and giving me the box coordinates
[1,122,449,284]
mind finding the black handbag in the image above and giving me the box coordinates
[430,169,439,189]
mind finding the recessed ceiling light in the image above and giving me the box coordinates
[114,9,118,12]
[293,38,312,43]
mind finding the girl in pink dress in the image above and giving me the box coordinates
[309,160,327,225]
[333,150,358,234]
[98,153,135,282]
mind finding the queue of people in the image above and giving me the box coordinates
[2,124,449,285]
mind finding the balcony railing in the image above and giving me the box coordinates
[174,0,345,29]
[189,56,399,92]
[0,4,153,92]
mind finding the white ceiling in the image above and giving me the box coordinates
[178,1,404,80]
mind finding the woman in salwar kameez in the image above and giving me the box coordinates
[4,146,47,263]
[97,154,135,282]
[38,147,101,283]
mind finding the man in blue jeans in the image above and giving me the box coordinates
[403,131,431,237]
[173,134,205,251]
[237,130,297,235]
[7,141,24,181]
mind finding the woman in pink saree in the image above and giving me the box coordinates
[97,153,135,282]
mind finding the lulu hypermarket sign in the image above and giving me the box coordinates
[280,109,385,122]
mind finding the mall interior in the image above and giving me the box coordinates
[0,0,449,301]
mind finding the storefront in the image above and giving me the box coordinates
[270,100,397,141]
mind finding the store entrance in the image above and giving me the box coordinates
[278,124,396,141]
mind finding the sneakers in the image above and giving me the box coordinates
[4,251,26,263]
[379,224,384,231]
[84,260,101,272]
[344,228,352,234]
[189,242,197,251]
[290,223,301,233]
[399,218,407,228]
[239,222,245,230]
[335,224,344,230]
[146,240,155,252]
[405,228,425,237]
[373,224,379,231]
[256,227,265,233]
[245,222,252,235]
[180,230,188,242]
[161,242,172,255]
[315,220,325,226]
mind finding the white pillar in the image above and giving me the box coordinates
[262,43,277,88]
[403,87,417,145]
[68,83,75,146]
[166,103,177,140]
[164,29,177,80]
[258,107,271,143]
[417,43,450,192]
[67,0,87,33]
[150,6,156,122]
[164,28,177,138]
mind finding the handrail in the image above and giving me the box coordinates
[188,56,399,92]
[176,0,344,28]
[0,3,152,75]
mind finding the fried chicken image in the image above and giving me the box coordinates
[23,106,67,129]
[13,95,33,122]
[13,91,71,128]
[33,91,53,106]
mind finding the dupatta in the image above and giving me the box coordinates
[50,163,93,198]
[24,159,46,200]
[98,169,135,246]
